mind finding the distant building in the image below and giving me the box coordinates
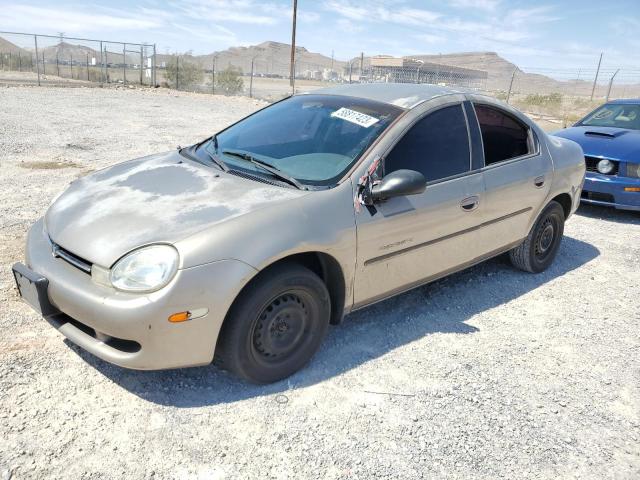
[367,55,487,89]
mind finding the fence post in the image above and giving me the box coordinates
[349,61,352,84]
[139,45,143,85]
[152,44,156,87]
[86,52,89,81]
[605,69,620,102]
[42,50,45,75]
[359,52,364,82]
[34,35,41,86]
[249,57,255,98]
[590,52,603,101]
[18,51,21,72]
[506,69,516,104]
[70,53,73,78]
[56,52,59,76]
[123,43,126,86]
[176,55,179,90]
[212,56,215,94]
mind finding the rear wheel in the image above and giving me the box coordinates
[215,263,331,384]
[509,201,565,273]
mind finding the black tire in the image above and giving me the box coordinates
[215,263,331,384]
[509,201,565,273]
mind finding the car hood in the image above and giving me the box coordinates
[552,126,640,162]
[45,150,307,267]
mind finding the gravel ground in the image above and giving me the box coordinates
[0,85,639,480]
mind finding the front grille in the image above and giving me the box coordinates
[50,240,92,274]
[585,156,619,175]
[582,191,615,203]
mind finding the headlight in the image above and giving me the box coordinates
[627,162,640,178]
[597,159,615,174]
[110,245,179,292]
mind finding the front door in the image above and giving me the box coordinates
[353,102,486,307]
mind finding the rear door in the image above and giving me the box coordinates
[353,100,485,307]
[466,99,553,251]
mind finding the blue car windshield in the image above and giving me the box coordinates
[578,103,640,130]
[198,94,402,186]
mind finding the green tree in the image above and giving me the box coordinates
[215,66,244,95]
[164,54,203,90]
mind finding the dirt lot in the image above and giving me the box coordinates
[0,85,639,480]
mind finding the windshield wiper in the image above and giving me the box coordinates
[222,149,306,190]
[178,136,229,172]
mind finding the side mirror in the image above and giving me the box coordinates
[371,169,426,202]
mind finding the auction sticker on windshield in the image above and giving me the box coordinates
[331,107,380,128]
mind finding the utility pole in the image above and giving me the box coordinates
[289,0,297,92]
[605,69,620,102]
[590,52,603,101]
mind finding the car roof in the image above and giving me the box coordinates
[303,83,467,109]
[607,98,640,105]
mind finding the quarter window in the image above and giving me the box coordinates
[385,104,470,182]
[474,104,531,165]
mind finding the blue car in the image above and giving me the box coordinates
[553,99,640,211]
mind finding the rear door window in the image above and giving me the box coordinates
[473,104,531,165]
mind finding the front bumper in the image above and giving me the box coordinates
[21,219,257,370]
[581,173,640,211]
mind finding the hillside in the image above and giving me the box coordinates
[195,41,345,76]
[0,37,29,55]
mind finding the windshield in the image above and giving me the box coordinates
[196,94,403,186]
[578,103,640,130]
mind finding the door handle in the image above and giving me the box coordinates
[460,196,479,211]
[534,176,545,188]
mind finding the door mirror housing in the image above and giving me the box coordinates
[371,169,426,202]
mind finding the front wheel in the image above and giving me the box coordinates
[509,201,565,273]
[215,263,331,384]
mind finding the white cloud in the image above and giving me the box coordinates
[0,4,164,33]
[449,0,501,11]
[414,33,444,45]
[324,1,441,26]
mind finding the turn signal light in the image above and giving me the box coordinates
[168,308,209,323]
[168,311,190,323]
[624,187,640,192]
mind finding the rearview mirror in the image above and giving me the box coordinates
[371,169,426,202]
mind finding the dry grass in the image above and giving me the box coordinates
[20,160,82,170]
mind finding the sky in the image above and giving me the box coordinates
[1,0,639,72]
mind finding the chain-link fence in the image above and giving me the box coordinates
[2,31,640,128]
[0,31,156,87]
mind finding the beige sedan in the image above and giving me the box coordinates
[13,84,585,383]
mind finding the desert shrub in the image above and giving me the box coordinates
[215,66,244,95]
[164,55,203,89]
[522,93,563,107]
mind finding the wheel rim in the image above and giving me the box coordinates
[251,292,309,363]
[534,215,558,261]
